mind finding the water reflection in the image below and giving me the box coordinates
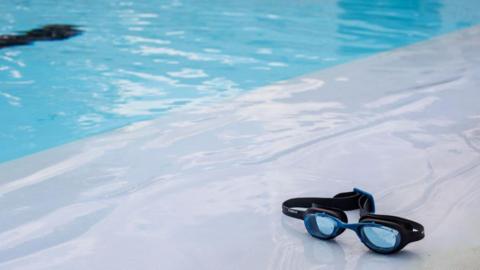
[355,250,422,269]
[337,0,443,54]
[279,216,346,270]
[1,0,479,163]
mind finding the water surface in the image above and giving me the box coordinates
[1,0,480,163]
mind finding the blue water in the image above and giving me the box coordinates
[1,0,480,163]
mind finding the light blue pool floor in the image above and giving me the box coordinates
[0,26,479,269]
[1,0,480,163]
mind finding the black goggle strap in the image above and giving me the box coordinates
[282,188,375,220]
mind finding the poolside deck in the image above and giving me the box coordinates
[1,25,479,269]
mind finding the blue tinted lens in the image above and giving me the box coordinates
[304,214,337,238]
[361,225,400,251]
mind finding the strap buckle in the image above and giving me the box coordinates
[354,187,375,213]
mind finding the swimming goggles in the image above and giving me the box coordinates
[282,188,424,254]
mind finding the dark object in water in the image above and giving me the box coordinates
[0,24,82,49]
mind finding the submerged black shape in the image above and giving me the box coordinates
[0,24,82,49]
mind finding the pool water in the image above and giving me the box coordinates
[1,0,480,163]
